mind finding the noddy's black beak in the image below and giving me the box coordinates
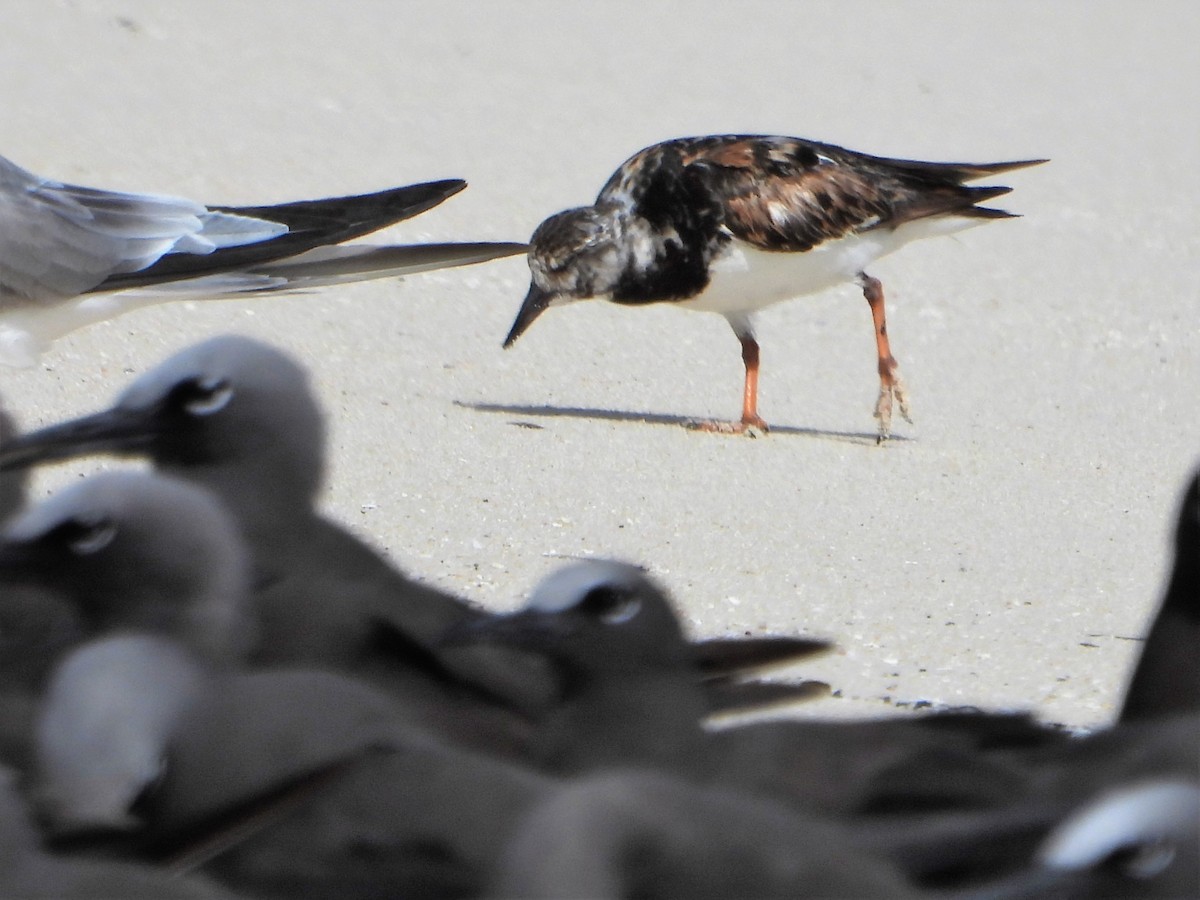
[0,407,158,472]
[502,283,553,348]
[689,635,835,680]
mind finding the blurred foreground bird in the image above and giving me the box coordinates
[34,632,557,899]
[0,341,824,748]
[447,559,1068,821]
[504,135,1043,438]
[0,471,552,896]
[1119,469,1200,722]
[1,467,1196,896]
[0,152,524,365]
[0,338,548,726]
[0,764,242,899]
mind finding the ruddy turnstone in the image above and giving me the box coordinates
[503,135,1044,439]
[0,153,525,366]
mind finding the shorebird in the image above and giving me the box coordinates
[504,135,1043,439]
[0,153,524,365]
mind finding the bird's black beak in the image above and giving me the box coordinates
[0,407,157,472]
[503,283,553,348]
[689,635,835,680]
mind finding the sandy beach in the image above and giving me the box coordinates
[2,0,1197,728]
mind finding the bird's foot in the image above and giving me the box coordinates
[688,415,769,437]
[873,379,913,443]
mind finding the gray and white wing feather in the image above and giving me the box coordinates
[0,155,284,304]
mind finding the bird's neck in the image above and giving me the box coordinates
[540,670,708,774]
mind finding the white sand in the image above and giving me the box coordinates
[1,0,1197,727]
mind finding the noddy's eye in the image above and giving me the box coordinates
[1109,839,1176,880]
[58,517,117,556]
[579,586,641,625]
[179,378,233,417]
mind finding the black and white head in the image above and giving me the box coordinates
[504,204,630,346]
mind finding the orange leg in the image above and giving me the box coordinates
[861,274,912,441]
[691,334,769,435]
[737,335,770,433]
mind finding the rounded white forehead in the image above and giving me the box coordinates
[117,334,305,409]
[1039,779,1200,870]
[527,560,649,613]
[4,470,211,541]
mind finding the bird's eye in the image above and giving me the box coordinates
[1108,839,1176,880]
[179,378,233,417]
[58,517,117,555]
[578,586,641,625]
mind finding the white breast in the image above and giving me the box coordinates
[677,215,982,317]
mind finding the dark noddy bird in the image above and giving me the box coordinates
[0,469,550,898]
[0,470,549,895]
[0,402,85,687]
[0,403,26,522]
[34,632,557,900]
[449,559,720,772]
[1119,470,1200,722]
[0,470,255,668]
[450,559,1072,823]
[0,764,243,899]
[0,468,244,771]
[0,335,557,748]
[0,404,86,770]
[488,768,915,900]
[1032,779,1199,899]
[961,779,1200,900]
[0,152,525,365]
[0,337,817,744]
[447,559,837,773]
[490,769,1199,900]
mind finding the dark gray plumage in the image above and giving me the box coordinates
[1119,471,1200,721]
[963,779,1200,900]
[0,470,254,667]
[0,404,86,769]
[0,469,246,772]
[489,768,914,899]
[450,560,715,772]
[0,336,552,750]
[451,559,1062,816]
[0,763,240,898]
[34,632,556,900]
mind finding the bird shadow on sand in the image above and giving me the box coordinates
[457,401,904,446]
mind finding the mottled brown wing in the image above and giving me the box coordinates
[674,135,1026,253]
[677,137,922,252]
[596,135,1040,254]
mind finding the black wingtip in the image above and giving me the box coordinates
[95,178,475,293]
[951,158,1049,181]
